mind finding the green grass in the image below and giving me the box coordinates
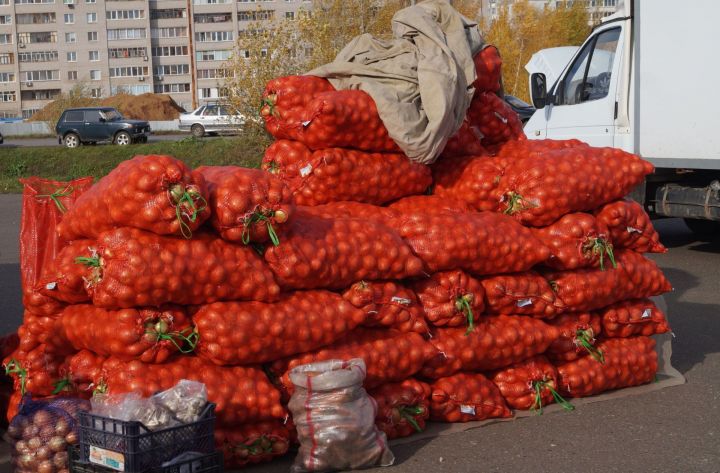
[0,135,271,193]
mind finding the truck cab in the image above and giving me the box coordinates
[526,0,720,235]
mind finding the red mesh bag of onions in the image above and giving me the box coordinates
[8,394,90,473]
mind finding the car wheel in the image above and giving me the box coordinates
[191,124,205,138]
[683,218,720,240]
[114,131,131,146]
[64,133,80,148]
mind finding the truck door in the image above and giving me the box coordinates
[543,26,623,147]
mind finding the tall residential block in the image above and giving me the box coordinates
[0,0,310,119]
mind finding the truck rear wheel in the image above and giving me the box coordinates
[683,218,720,240]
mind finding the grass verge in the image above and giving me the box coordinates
[0,134,271,193]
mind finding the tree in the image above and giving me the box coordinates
[485,0,590,102]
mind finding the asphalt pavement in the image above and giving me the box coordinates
[0,133,189,148]
[0,195,717,472]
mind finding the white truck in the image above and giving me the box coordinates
[525,0,720,236]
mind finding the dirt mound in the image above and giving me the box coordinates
[101,93,185,121]
[30,93,184,123]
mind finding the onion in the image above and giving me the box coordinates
[7,423,22,439]
[36,445,52,460]
[53,451,69,468]
[22,424,39,439]
[27,436,42,451]
[18,453,35,468]
[274,209,289,223]
[49,436,66,453]
[40,424,55,439]
[33,410,52,426]
[65,431,78,445]
[14,439,29,455]
[37,460,54,473]
[54,419,70,437]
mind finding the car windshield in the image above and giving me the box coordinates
[100,109,123,121]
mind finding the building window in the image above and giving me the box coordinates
[64,13,74,24]
[15,0,55,3]
[88,32,98,42]
[109,47,148,58]
[86,0,96,3]
[0,34,11,45]
[153,64,190,76]
[151,46,188,57]
[195,31,234,42]
[107,9,145,20]
[86,12,97,23]
[150,9,186,20]
[192,0,230,4]
[24,70,60,82]
[108,28,146,40]
[111,84,151,95]
[90,70,101,80]
[154,83,191,93]
[63,0,74,4]
[151,27,188,39]
[285,11,295,20]
[68,71,78,80]
[195,49,232,61]
[604,0,616,5]
[194,13,232,23]
[19,51,58,62]
[109,66,148,77]
[238,10,274,21]
[89,50,99,61]
[197,68,231,79]
[16,13,57,24]
[0,91,16,103]
[65,32,77,43]
[19,32,58,44]
[0,73,15,83]
[22,109,41,120]
[21,89,60,101]
[67,51,77,62]
[0,53,13,65]
[90,88,102,98]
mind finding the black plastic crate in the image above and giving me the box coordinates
[78,403,216,473]
[69,444,223,473]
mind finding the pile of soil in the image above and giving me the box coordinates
[30,93,185,122]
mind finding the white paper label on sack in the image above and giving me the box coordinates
[641,308,652,319]
[301,120,311,127]
[45,282,57,290]
[459,405,476,415]
[494,111,508,124]
[89,446,125,472]
[517,298,533,308]
[627,226,642,234]
[390,296,412,305]
[300,164,313,177]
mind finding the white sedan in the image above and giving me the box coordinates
[179,104,244,138]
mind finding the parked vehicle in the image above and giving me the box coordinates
[55,107,151,148]
[179,104,244,138]
[525,0,720,236]
[0,130,3,145]
[504,95,535,125]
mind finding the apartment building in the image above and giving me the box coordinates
[0,0,310,119]
[480,0,620,25]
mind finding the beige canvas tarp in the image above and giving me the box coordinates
[308,0,485,164]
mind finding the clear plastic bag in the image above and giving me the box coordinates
[288,358,394,472]
[7,394,90,473]
[91,379,207,431]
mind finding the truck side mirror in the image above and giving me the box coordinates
[530,73,548,109]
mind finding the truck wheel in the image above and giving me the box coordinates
[114,131,131,146]
[64,133,80,148]
[683,218,720,240]
[191,124,205,138]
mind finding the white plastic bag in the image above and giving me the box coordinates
[91,380,208,431]
[288,358,394,472]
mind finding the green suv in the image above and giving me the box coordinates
[55,107,151,148]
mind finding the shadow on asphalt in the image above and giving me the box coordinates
[658,265,720,375]
[0,264,21,336]
[656,218,720,251]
